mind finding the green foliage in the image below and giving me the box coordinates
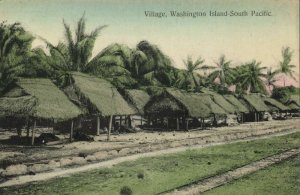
[278,47,296,86]
[42,15,107,86]
[234,60,267,94]
[0,22,34,93]
[120,186,133,195]
[272,86,299,102]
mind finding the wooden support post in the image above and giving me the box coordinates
[120,115,122,126]
[107,115,113,141]
[31,120,36,146]
[202,118,205,129]
[140,116,143,126]
[96,116,100,136]
[26,118,30,138]
[185,119,189,130]
[70,120,74,142]
[176,118,179,130]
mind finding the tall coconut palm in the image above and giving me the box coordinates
[0,22,34,93]
[278,47,296,86]
[235,60,267,94]
[183,56,212,89]
[265,67,279,93]
[209,55,235,88]
[42,15,107,85]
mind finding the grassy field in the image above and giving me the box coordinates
[205,154,300,195]
[1,132,299,195]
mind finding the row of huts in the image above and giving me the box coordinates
[0,72,299,145]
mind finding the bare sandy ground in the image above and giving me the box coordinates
[0,127,299,188]
[167,148,300,195]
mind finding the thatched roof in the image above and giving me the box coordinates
[145,88,227,118]
[0,78,83,121]
[199,89,237,114]
[288,95,300,106]
[241,94,270,112]
[223,95,249,113]
[124,89,151,115]
[263,97,290,112]
[70,72,137,116]
[287,102,300,110]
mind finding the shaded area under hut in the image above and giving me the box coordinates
[199,88,240,125]
[123,89,151,128]
[63,72,137,140]
[239,94,271,122]
[144,88,227,130]
[0,78,83,145]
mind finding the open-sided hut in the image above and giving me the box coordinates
[144,88,226,130]
[224,95,250,122]
[0,78,83,144]
[240,94,270,122]
[123,89,151,127]
[65,72,137,138]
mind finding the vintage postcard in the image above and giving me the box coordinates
[0,0,299,194]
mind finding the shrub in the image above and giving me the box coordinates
[137,172,144,179]
[120,186,133,195]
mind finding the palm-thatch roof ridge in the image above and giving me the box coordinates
[223,95,249,113]
[70,72,137,116]
[199,88,237,114]
[241,94,270,112]
[145,88,227,118]
[0,78,83,120]
[124,89,151,115]
[263,97,290,112]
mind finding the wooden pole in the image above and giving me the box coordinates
[26,118,30,138]
[31,120,36,146]
[96,116,100,136]
[185,119,189,130]
[70,120,74,142]
[107,115,113,141]
[202,118,205,129]
[176,118,179,130]
[140,116,143,126]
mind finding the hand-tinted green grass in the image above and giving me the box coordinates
[1,132,299,195]
[205,154,300,195]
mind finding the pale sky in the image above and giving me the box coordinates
[0,0,299,75]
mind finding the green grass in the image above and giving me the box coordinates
[1,132,300,195]
[205,154,300,195]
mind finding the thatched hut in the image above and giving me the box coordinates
[285,95,300,112]
[239,94,271,122]
[65,72,137,139]
[262,97,291,119]
[144,88,226,130]
[123,89,151,127]
[199,89,240,125]
[0,78,83,144]
[224,95,250,122]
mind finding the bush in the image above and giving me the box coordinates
[120,186,133,195]
[137,172,144,179]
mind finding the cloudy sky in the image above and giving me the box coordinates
[0,0,299,77]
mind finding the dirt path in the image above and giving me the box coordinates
[0,128,299,188]
[166,148,300,195]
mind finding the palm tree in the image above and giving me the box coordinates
[209,55,235,88]
[278,47,295,86]
[235,60,267,94]
[265,67,279,93]
[42,15,107,85]
[0,22,34,93]
[183,56,205,89]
